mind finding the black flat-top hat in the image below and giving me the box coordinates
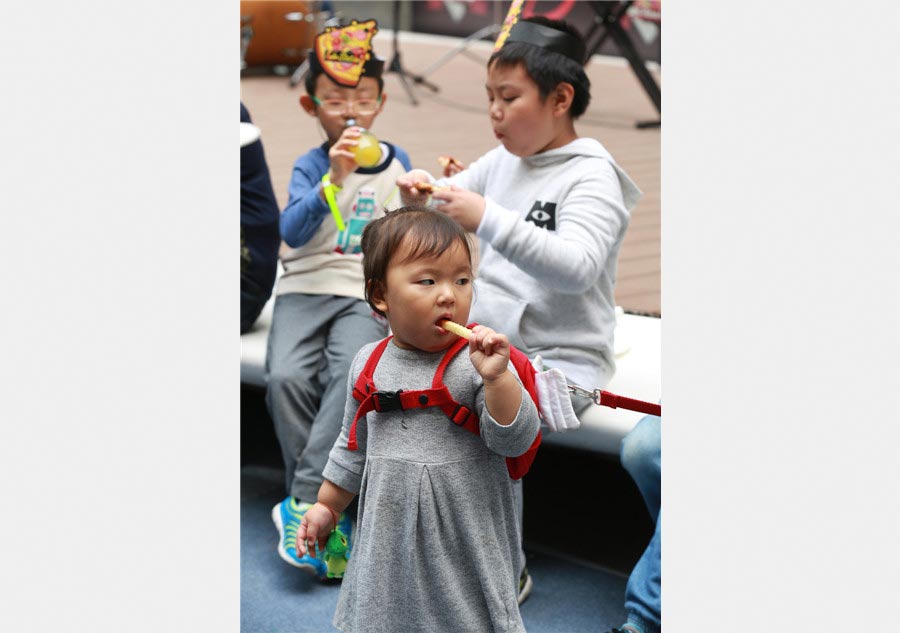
[493,0,583,64]
[504,20,583,63]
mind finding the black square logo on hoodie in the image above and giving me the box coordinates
[525,200,557,231]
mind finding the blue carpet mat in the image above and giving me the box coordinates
[242,465,627,632]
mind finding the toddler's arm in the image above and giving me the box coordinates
[468,325,521,426]
[295,348,372,560]
[321,345,374,491]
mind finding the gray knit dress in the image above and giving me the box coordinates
[323,341,541,633]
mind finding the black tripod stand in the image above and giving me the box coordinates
[387,0,439,105]
[414,0,504,81]
[584,1,661,129]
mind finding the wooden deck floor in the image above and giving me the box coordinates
[241,31,661,315]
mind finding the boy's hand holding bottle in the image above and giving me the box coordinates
[396,171,486,233]
[327,125,364,187]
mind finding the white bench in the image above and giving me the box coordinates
[241,297,660,455]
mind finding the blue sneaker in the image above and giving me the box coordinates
[271,497,326,577]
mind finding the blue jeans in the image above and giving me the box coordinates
[620,414,661,633]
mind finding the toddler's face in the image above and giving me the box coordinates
[374,237,473,353]
[485,62,561,157]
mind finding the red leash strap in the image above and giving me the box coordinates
[596,391,661,417]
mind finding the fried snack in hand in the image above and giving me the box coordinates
[413,182,450,194]
[438,155,465,177]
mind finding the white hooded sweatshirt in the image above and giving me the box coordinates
[441,138,642,390]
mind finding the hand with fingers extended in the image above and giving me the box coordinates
[296,501,338,559]
[328,126,364,187]
[396,168,435,206]
[431,185,486,232]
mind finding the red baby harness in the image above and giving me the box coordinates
[347,326,542,480]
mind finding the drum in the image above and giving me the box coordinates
[240,0,316,67]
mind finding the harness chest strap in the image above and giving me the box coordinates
[346,328,542,480]
[347,336,478,451]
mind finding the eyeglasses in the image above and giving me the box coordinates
[311,96,382,115]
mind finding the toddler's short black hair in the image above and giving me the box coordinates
[488,16,591,118]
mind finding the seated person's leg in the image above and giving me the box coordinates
[622,513,661,633]
[292,297,387,503]
[617,414,661,633]
[620,414,661,520]
[266,293,337,573]
[265,293,329,498]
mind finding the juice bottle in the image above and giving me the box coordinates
[346,118,382,168]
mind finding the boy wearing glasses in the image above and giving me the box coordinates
[267,19,412,579]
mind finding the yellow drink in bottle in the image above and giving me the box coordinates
[347,119,382,168]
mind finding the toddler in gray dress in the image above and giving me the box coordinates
[297,207,541,632]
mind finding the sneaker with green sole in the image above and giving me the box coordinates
[272,497,327,577]
[271,497,353,579]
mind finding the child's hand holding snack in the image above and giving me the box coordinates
[467,325,511,382]
[438,155,465,177]
[396,168,434,205]
[431,185,486,232]
[467,324,521,425]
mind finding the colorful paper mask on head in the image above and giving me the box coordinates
[311,19,383,87]
[493,1,583,64]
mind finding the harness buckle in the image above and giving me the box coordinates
[450,403,470,426]
[373,389,405,412]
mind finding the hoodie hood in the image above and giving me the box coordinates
[521,138,642,210]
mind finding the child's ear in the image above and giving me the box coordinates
[552,82,575,118]
[369,280,389,314]
[299,94,317,117]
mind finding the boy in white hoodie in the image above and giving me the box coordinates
[398,16,658,631]
[398,15,640,395]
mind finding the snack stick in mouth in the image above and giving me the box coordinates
[439,320,472,339]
